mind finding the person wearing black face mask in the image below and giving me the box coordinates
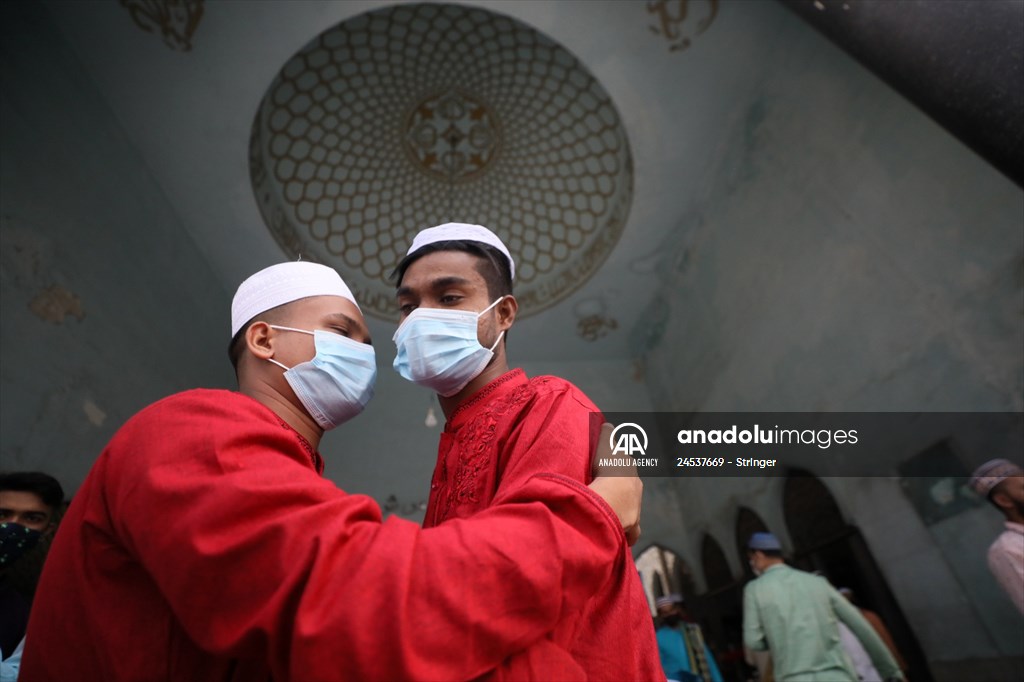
[0,471,64,681]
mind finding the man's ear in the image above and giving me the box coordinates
[991,488,1014,512]
[496,295,518,332]
[245,321,276,360]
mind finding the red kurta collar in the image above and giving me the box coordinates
[232,391,325,475]
[446,368,528,432]
[268,413,324,475]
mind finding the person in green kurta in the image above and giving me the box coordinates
[742,533,904,682]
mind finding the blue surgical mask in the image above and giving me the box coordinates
[392,297,505,397]
[269,326,377,430]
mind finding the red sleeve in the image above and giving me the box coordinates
[494,379,602,494]
[474,381,613,680]
[105,396,623,682]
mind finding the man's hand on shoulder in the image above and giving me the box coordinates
[587,423,643,546]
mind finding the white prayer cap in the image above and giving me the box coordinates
[231,262,359,338]
[406,222,515,280]
[655,594,683,609]
[969,458,1024,498]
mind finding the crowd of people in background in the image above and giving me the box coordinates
[650,457,1023,682]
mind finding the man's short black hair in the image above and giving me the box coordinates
[0,472,64,510]
[227,328,247,374]
[227,302,292,375]
[391,240,513,300]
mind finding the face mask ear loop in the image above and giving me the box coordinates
[476,295,506,318]
[267,358,291,372]
[269,325,314,336]
[266,324,313,372]
[478,295,507,353]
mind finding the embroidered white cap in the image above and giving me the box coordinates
[406,222,515,280]
[969,458,1024,498]
[231,262,359,338]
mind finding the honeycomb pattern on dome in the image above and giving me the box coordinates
[250,3,633,320]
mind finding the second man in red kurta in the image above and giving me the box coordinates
[393,222,664,681]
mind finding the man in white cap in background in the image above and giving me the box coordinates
[742,532,904,682]
[969,458,1024,613]
[654,593,724,682]
[22,261,643,682]
[392,223,662,680]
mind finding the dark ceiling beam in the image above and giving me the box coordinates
[778,0,1024,188]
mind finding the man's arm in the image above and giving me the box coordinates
[106,412,635,681]
[494,385,597,490]
[862,609,907,672]
[742,585,768,651]
[831,587,903,681]
[490,386,641,542]
[587,422,642,545]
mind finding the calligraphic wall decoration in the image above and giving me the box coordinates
[250,3,634,320]
[647,0,718,52]
[574,297,619,342]
[120,0,204,52]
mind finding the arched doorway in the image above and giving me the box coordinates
[702,533,734,592]
[634,543,697,613]
[698,533,747,681]
[635,542,746,680]
[783,469,932,682]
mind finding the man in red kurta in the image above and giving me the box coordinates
[21,262,642,682]
[393,223,664,681]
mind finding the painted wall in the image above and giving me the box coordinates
[0,0,654,513]
[636,8,1022,415]
[0,1,235,490]
[631,4,1024,679]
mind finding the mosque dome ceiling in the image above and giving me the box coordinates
[250,3,634,320]
[37,0,728,359]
